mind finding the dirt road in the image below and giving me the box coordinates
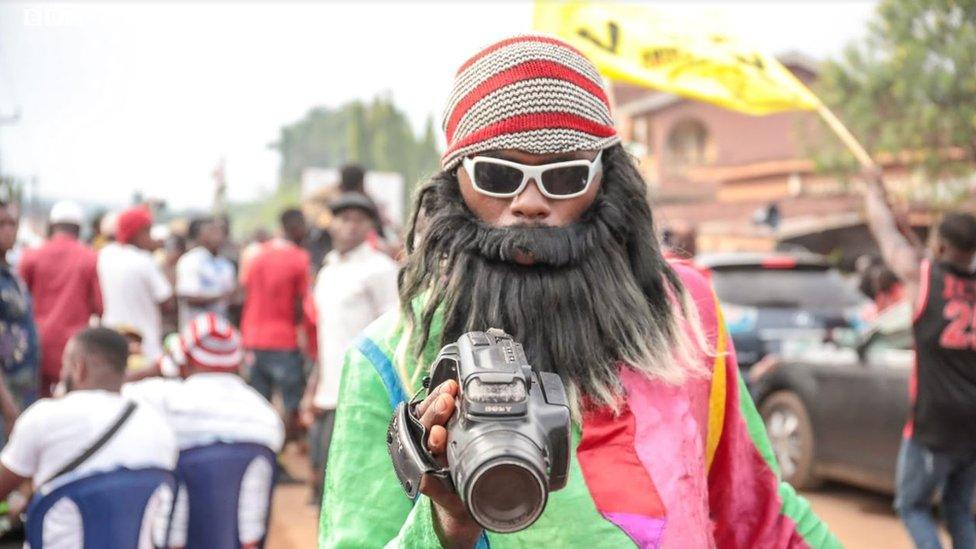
[266,449,942,548]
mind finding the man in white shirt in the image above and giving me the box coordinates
[98,207,174,363]
[300,193,398,504]
[175,217,236,330]
[0,327,178,549]
[124,312,284,549]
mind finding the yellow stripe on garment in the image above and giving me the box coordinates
[706,293,728,472]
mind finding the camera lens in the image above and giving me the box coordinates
[467,459,546,533]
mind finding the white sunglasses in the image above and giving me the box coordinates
[461,151,603,199]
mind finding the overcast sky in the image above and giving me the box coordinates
[0,1,878,210]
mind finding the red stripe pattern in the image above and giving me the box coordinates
[441,34,619,170]
[180,312,244,371]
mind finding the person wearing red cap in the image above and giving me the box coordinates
[97,206,174,364]
[124,312,283,549]
[320,35,838,548]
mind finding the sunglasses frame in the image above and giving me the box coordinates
[461,150,603,200]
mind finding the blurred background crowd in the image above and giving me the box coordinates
[0,0,974,547]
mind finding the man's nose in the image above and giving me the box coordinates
[509,179,551,222]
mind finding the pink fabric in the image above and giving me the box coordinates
[611,263,810,548]
[579,396,667,547]
[621,368,712,548]
[671,264,812,548]
[603,513,667,549]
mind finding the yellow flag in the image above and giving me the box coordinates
[533,1,821,116]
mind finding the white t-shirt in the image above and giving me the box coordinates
[175,246,236,329]
[0,390,178,549]
[313,244,398,410]
[98,243,173,362]
[122,373,284,451]
[123,373,283,546]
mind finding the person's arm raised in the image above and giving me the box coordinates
[862,170,921,294]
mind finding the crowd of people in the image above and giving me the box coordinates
[0,162,400,545]
[0,31,974,549]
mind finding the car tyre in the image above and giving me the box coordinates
[759,390,820,490]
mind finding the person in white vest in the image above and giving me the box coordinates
[300,193,398,505]
[124,312,283,548]
[0,327,177,549]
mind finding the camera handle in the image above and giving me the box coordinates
[387,392,455,499]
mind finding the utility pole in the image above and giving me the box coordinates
[0,109,21,205]
[0,108,21,178]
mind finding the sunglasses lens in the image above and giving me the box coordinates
[541,165,590,196]
[473,162,524,195]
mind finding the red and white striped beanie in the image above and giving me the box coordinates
[180,313,243,371]
[441,34,619,171]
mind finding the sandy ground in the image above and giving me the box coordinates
[266,448,949,548]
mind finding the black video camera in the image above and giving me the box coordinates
[387,329,571,533]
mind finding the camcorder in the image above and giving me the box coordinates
[387,329,571,533]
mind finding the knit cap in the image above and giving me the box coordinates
[180,313,243,371]
[441,34,619,170]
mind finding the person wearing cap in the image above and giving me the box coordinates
[123,312,283,549]
[319,36,838,548]
[300,192,397,506]
[19,200,103,398]
[97,206,174,365]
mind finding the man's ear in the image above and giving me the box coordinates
[74,359,88,385]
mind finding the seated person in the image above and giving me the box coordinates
[0,327,177,548]
[124,312,284,549]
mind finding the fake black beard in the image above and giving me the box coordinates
[401,146,692,408]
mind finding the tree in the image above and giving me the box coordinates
[269,95,441,199]
[814,0,976,189]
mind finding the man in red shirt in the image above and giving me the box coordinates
[241,208,311,439]
[19,200,103,397]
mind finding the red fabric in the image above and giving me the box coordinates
[445,60,611,142]
[116,207,153,244]
[240,240,310,350]
[578,400,665,517]
[19,234,103,389]
[301,292,318,360]
[444,112,617,161]
[455,35,586,75]
[704,314,809,548]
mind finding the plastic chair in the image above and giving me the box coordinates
[25,467,176,549]
[172,442,277,549]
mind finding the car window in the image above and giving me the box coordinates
[710,268,864,309]
[863,329,914,368]
[865,329,913,353]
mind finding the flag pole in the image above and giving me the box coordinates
[814,101,877,170]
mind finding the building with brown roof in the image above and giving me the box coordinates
[612,53,964,266]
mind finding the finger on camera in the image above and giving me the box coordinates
[427,425,448,454]
[419,392,455,431]
[416,380,457,417]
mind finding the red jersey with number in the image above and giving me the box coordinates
[908,259,976,452]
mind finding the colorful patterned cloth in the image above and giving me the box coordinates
[0,263,38,408]
[319,264,840,548]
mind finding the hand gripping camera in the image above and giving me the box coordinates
[387,329,571,533]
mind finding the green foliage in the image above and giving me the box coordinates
[813,0,976,181]
[269,94,442,198]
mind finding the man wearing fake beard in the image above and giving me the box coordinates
[320,36,838,548]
